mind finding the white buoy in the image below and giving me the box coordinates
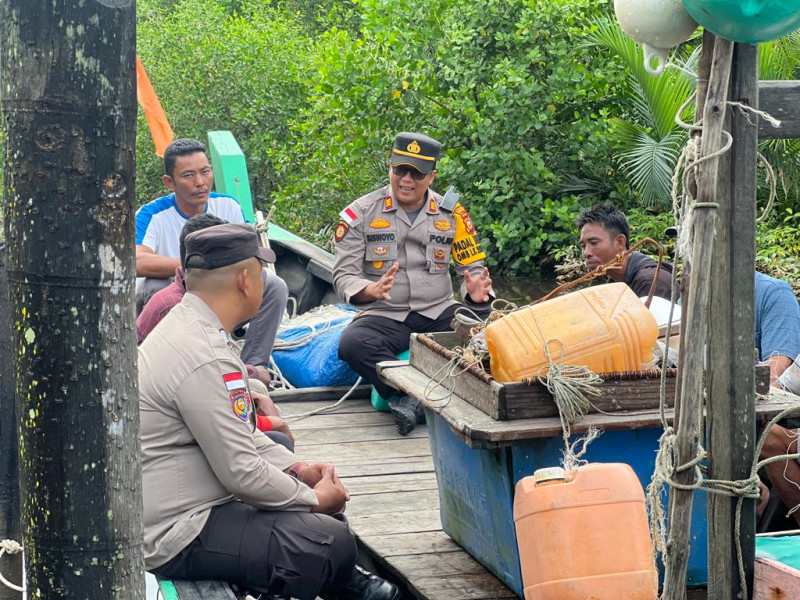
[614,0,699,75]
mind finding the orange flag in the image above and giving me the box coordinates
[136,55,174,157]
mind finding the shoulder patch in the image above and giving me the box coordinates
[229,389,251,422]
[223,371,246,391]
[452,203,485,265]
[334,220,349,242]
[439,186,460,212]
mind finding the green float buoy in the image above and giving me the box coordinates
[682,0,800,43]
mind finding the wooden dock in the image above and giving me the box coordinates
[281,397,518,600]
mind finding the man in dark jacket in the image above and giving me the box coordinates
[576,202,677,300]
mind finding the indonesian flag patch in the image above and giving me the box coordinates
[339,206,358,224]
[223,371,246,391]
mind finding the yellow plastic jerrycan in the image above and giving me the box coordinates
[485,282,658,382]
[513,463,658,600]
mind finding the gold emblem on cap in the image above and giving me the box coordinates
[407,140,421,154]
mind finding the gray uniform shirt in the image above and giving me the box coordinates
[139,293,317,569]
[333,185,489,321]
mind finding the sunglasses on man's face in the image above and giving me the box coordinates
[392,165,429,181]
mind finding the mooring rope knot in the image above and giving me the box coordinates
[0,539,24,593]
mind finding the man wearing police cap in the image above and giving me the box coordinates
[334,132,493,435]
[139,223,400,599]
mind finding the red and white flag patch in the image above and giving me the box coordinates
[339,206,358,224]
[223,372,246,391]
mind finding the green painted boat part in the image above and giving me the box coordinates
[207,130,255,224]
[157,578,181,600]
[756,535,800,571]
[371,350,411,411]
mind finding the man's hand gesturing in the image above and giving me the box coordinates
[354,263,399,303]
[465,267,492,303]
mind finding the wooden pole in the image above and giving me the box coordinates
[707,42,758,600]
[674,29,716,428]
[662,36,735,600]
[0,241,22,600]
[0,1,144,597]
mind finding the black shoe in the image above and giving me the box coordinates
[389,400,417,436]
[323,566,401,600]
[411,398,426,425]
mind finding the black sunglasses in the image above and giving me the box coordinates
[392,165,429,181]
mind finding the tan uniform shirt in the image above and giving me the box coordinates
[139,293,317,569]
[333,185,489,320]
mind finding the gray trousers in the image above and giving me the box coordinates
[137,269,288,367]
[152,502,356,599]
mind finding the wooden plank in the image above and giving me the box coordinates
[754,558,800,600]
[271,385,371,403]
[341,472,439,496]
[293,424,428,444]
[331,456,435,478]
[299,438,434,463]
[285,411,402,429]
[346,489,440,516]
[279,399,376,416]
[707,41,758,600]
[403,574,518,600]
[360,531,463,557]
[757,80,800,140]
[504,375,677,419]
[664,35,736,600]
[399,335,504,420]
[381,363,800,444]
[389,552,489,577]
[347,509,443,536]
[170,579,237,600]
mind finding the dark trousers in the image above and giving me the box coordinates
[338,303,488,398]
[153,502,356,600]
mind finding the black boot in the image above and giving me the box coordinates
[389,395,420,436]
[322,566,401,600]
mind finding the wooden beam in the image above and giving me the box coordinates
[758,80,800,139]
[707,42,758,600]
[663,36,735,600]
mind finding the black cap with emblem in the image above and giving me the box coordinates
[184,223,276,269]
[390,132,442,174]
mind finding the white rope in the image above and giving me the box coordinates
[0,539,23,593]
[284,376,363,421]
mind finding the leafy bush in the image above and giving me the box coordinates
[272,0,627,273]
[756,209,800,297]
[136,0,313,205]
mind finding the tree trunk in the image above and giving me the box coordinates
[0,1,144,598]
[0,241,23,600]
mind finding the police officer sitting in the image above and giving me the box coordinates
[139,223,399,599]
[333,133,493,435]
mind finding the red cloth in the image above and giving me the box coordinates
[136,267,186,345]
[255,414,273,432]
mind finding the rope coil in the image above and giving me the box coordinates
[0,539,23,593]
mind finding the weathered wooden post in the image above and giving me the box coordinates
[662,35,735,600]
[0,0,144,598]
[0,240,22,600]
[707,42,758,600]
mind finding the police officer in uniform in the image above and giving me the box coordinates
[334,133,493,435]
[139,223,399,600]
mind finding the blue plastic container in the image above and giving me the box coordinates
[425,410,709,596]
